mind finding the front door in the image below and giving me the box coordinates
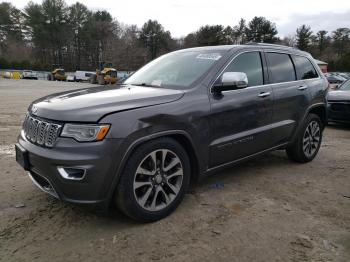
[208,51,273,168]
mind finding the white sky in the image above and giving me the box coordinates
[10,0,350,38]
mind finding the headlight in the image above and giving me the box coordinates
[61,124,110,142]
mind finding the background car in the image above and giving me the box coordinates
[337,73,350,80]
[21,70,38,80]
[75,71,95,82]
[327,79,350,124]
[325,74,344,84]
[66,73,75,82]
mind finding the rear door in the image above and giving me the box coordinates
[265,52,311,146]
[208,50,274,167]
[292,55,324,105]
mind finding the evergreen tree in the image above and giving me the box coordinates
[296,25,313,51]
[139,20,172,59]
[245,16,278,43]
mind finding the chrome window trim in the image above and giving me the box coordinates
[210,49,322,95]
[290,53,321,80]
[264,51,322,80]
[265,51,298,83]
[218,79,307,94]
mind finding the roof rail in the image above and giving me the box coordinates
[244,42,298,50]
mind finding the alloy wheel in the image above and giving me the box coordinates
[133,149,183,211]
[302,120,321,158]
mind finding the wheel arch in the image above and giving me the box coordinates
[308,104,327,128]
[290,103,327,144]
[107,130,200,205]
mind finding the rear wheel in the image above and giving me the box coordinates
[286,113,323,163]
[97,75,105,85]
[115,138,190,222]
[90,75,97,84]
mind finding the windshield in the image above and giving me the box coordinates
[340,79,350,90]
[124,51,223,89]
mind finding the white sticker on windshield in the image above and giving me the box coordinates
[151,80,162,86]
[196,53,222,60]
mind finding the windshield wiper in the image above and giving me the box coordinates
[131,83,160,88]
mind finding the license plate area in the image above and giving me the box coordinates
[15,143,30,171]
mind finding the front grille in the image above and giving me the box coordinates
[23,114,62,148]
[330,103,350,112]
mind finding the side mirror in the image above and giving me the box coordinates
[212,72,248,93]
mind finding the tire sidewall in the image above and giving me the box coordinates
[297,114,323,162]
[116,138,191,222]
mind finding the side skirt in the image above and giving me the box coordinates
[202,142,289,178]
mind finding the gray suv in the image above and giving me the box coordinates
[16,44,328,222]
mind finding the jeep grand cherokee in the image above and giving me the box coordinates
[16,44,328,222]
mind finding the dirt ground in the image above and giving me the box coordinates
[0,79,349,262]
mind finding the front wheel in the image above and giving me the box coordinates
[286,113,323,163]
[115,138,191,222]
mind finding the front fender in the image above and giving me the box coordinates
[105,129,201,205]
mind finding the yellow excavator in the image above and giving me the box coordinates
[49,68,67,81]
[90,67,118,85]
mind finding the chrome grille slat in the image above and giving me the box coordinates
[22,114,61,148]
[31,119,40,142]
[27,117,34,138]
[36,122,48,145]
[45,124,60,147]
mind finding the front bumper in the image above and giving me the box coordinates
[17,132,124,208]
[28,171,59,198]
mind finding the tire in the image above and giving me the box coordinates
[115,137,191,222]
[97,75,105,85]
[286,113,323,163]
[90,75,97,84]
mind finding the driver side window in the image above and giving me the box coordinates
[224,52,264,87]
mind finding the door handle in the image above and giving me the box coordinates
[298,85,308,90]
[258,92,271,98]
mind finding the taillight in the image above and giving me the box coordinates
[325,78,330,91]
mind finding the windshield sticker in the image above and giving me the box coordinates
[151,80,162,86]
[196,53,222,61]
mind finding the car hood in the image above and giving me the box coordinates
[29,85,184,122]
[327,90,350,102]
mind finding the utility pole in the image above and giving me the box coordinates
[98,40,103,70]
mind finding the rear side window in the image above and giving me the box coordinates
[266,53,296,83]
[293,56,319,80]
[224,52,264,87]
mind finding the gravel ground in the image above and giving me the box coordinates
[0,79,349,262]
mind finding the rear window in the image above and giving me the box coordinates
[266,53,296,84]
[293,56,319,80]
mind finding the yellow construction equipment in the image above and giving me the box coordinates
[12,71,21,79]
[49,69,67,81]
[90,67,118,85]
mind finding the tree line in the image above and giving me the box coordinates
[0,0,349,72]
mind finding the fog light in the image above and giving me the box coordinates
[57,167,86,180]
